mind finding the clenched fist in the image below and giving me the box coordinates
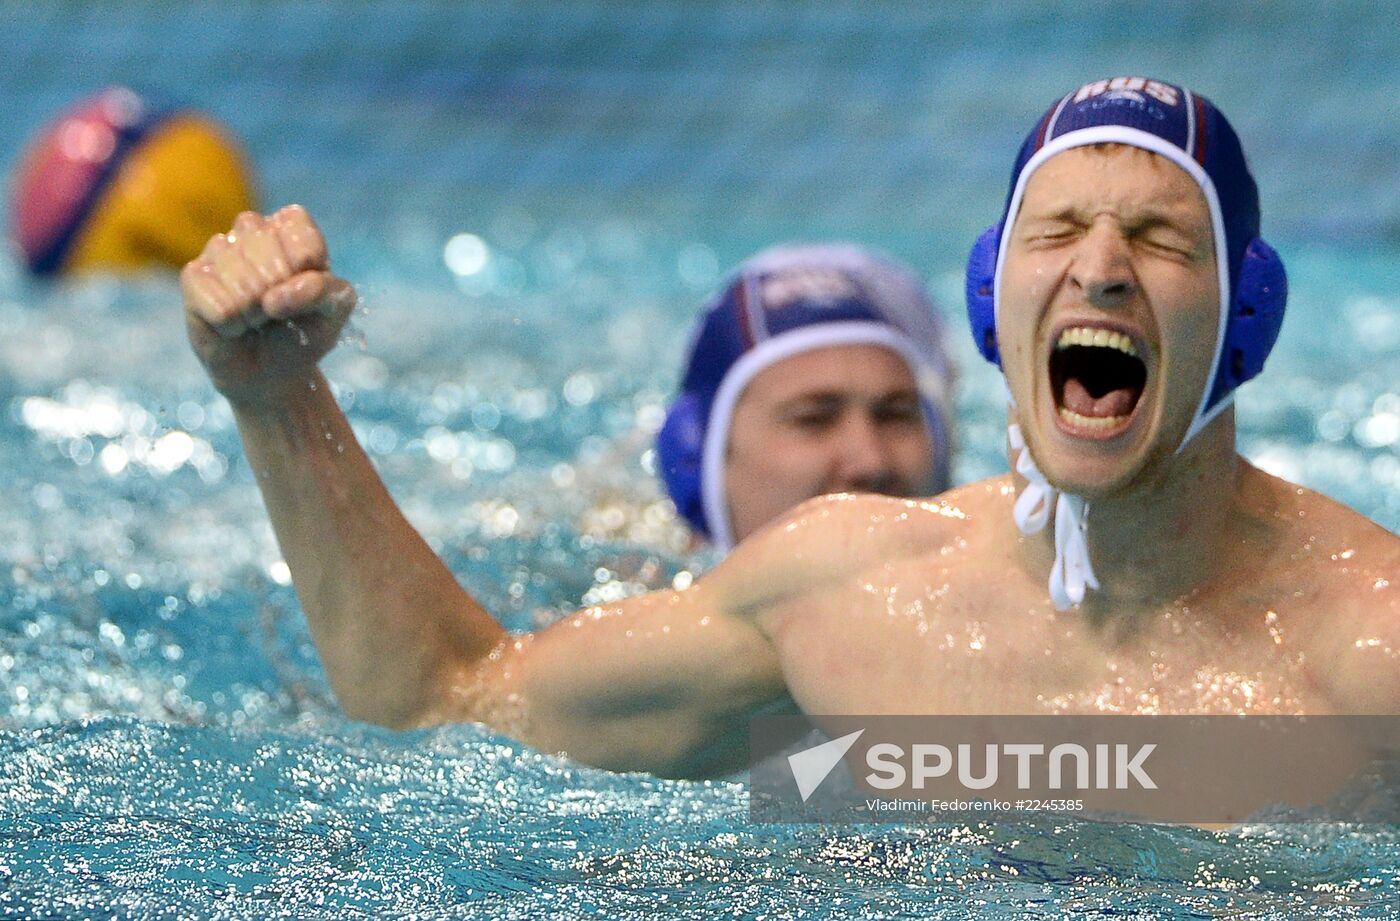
[182,205,356,407]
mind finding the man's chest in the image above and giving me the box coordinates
[765,563,1334,716]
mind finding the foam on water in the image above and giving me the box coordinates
[5,718,1400,918]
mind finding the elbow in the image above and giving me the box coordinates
[531,694,774,779]
[335,691,433,731]
[329,661,469,731]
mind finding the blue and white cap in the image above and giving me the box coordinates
[659,243,956,550]
[976,75,1286,447]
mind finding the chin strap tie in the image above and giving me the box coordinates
[1008,424,1099,610]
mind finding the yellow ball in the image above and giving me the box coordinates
[12,87,258,276]
[68,114,258,273]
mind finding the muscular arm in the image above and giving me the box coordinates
[181,207,792,776]
[474,491,920,774]
[231,374,503,727]
[236,378,787,774]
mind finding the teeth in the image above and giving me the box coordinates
[1055,327,1138,357]
[1058,407,1130,430]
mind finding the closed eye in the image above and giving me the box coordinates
[871,395,923,425]
[1021,219,1081,247]
[778,396,844,431]
[1136,230,1203,261]
[787,410,841,430]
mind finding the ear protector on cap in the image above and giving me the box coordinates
[1207,236,1287,408]
[656,393,709,536]
[964,222,1003,367]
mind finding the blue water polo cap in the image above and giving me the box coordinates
[965,76,1287,449]
[658,244,956,550]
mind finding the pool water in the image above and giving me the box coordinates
[1,2,1398,917]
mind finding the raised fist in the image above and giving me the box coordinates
[182,206,356,406]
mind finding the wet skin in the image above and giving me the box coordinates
[761,478,1398,719]
[724,343,936,544]
[182,192,1399,779]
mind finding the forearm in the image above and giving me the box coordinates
[232,371,504,726]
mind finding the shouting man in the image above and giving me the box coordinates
[181,78,1398,778]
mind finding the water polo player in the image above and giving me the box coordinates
[181,78,1397,778]
[12,86,257,276]
[658,243,955,550]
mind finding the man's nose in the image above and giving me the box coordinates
[833,414,898,493]
[1071,219,1137,308]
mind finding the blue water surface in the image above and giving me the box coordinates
[1,2,1398,917]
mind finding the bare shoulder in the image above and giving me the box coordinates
[1246,465,1400,712]
[706,476,1012,615]
[1244,463,1400,563]
[740,476,1013,569]
[1317,572,1400,714]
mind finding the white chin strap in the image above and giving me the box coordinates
[1009,424,1099,610]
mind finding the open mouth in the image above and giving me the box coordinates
[1049,326,1147,437]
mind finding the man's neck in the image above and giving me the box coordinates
[1015,411,1245,618]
